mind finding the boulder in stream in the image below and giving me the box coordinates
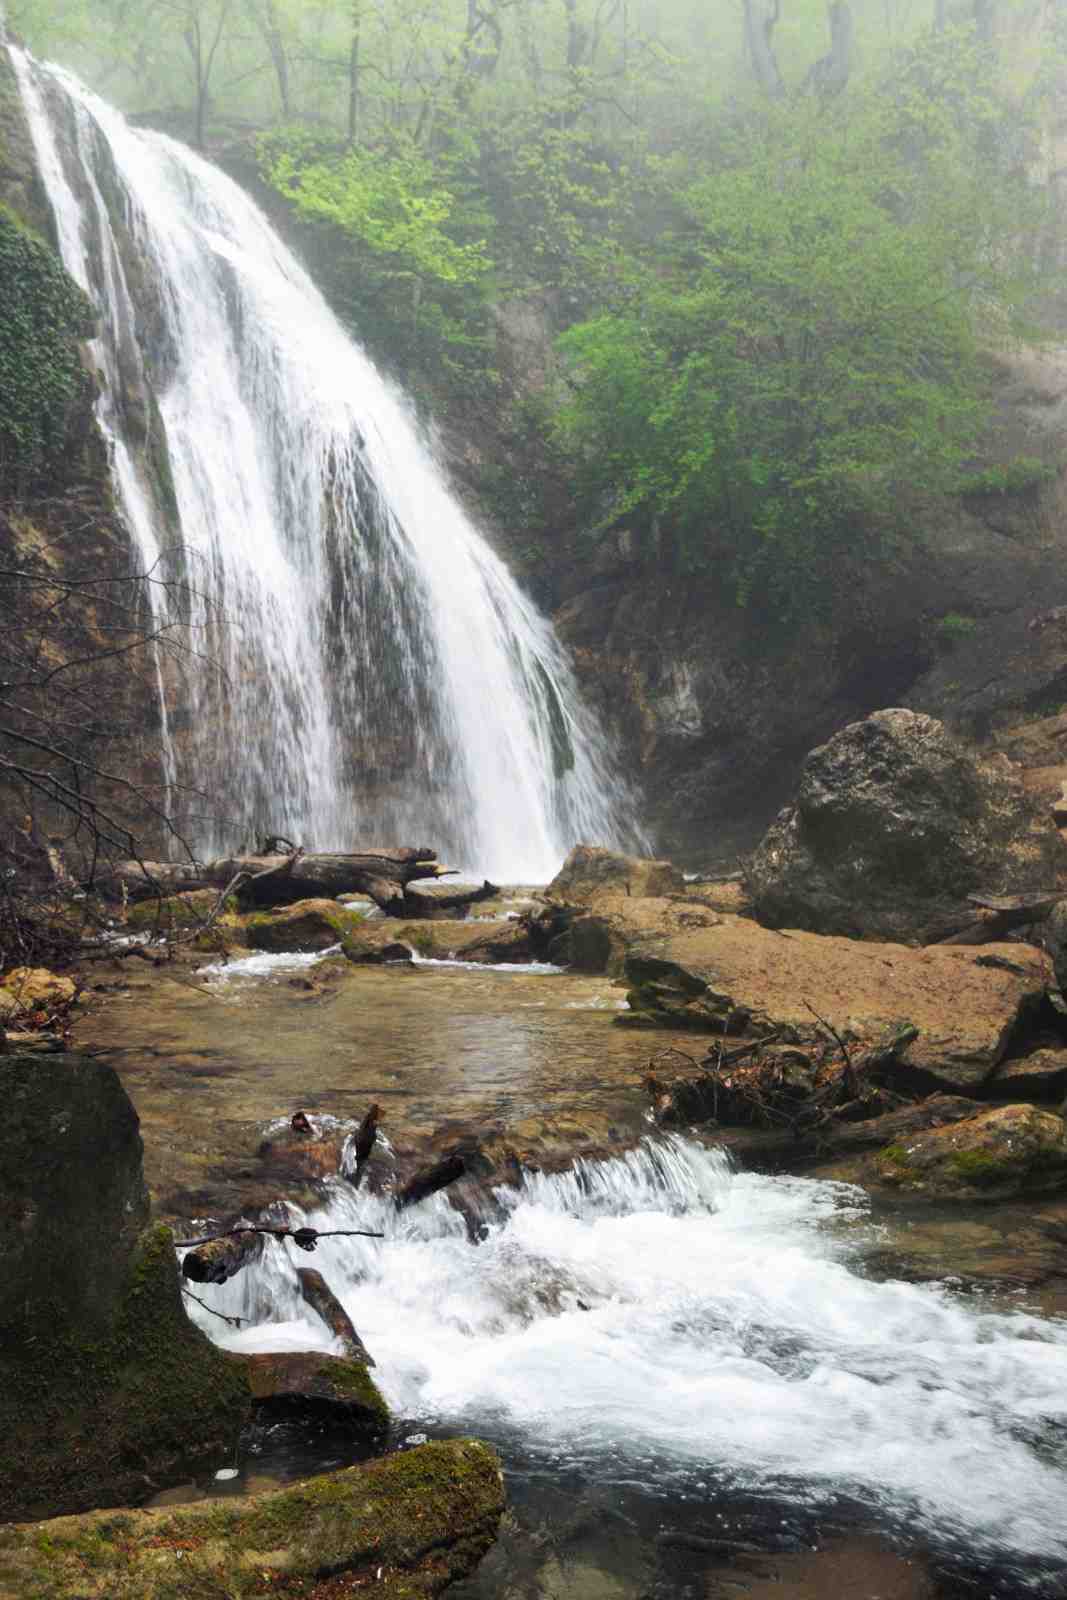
[0,1052,249,1521]
[745,709,1060,942]
[0,1438,505,1600]
[547,844,686,902]
[244,897,364,952]
[871,1103,1067,1199]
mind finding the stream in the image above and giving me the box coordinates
[85,950,1067,1600]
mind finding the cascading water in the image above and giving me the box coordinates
[10,49,641,878]
[186,1135,1067,1592]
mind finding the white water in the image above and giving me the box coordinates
[187,1136,1067,1581]
[11,52,639,879]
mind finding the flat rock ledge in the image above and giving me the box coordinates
[0,1438,505,1600]
[620,917,1054,1094]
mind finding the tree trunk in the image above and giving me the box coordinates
[103,848,499,918]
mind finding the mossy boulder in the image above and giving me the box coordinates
[244,898,363,953]
[235,1351,389,1445]
[126,890,240,936]
[871,1103,1067,1199]
[0,1438,505,1599]
[0,1054,249,1520]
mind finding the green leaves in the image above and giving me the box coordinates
[552,41,1054,615]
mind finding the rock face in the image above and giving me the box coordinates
[872,1104,1067,1199]
[745,709,1059,942]
[547,845,685,902]
[0,1053,248,1521]
[620,917,1053,1094]
[0,1438,505,1600]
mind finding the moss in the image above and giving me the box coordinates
[945,1147,1025,1185]
[880,1143,913,1169]
[317,1359,390,1425]
[0,1440,505,1599]
[126,891,221,931]
[0,1222,250,1522]
[0,203,96,494]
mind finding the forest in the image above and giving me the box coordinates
[10,0,1067,609]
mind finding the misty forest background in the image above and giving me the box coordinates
[11,0,1067,615]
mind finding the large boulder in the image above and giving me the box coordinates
[745,708,1060,942]
[547,845,685,903]
[0,1438,505,1600]
[0,1054,249,1520]
[619,917,1053,1094]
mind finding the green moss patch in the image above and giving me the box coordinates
[0,1439,505,1599]
[0,204,95,492]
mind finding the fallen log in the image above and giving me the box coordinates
[395,1153,467,1211]
[297,1267,375,1366]
[181,1227,265,1286]
[100,848,496,918]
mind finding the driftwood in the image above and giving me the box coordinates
[395,1153,466,1211]
[181,1227,265,1286]
[297,1267,375,1366]
[102,848,499,919]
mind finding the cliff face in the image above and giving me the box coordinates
[433,300,1067,863]
[0,41,168,869]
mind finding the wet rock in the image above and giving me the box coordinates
[745,709,1060,942]
[0,1438,505,1600]
[235,1350,388,1442]
[459,922,534,963]
[0,1052,248,1520]
[619,918,1053,1093]
[244,897,362,952]
[548,844,686,902]
[816,1093,984,1155]
[871,1103,1067,1199]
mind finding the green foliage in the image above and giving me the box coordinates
[259,130,494,389]
[0,205,94,490]
[552,42,1052,614]
[959,455,1059,496]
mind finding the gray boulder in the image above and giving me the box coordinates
[745,708,1060,942]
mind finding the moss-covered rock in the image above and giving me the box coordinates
[0,1438,505,1599]
[871,1103,1067,1200]
[0,1054,249,1521]
[236,1350,389,1445]
[0,965,76,1020]
[244,899,363,953]
[125,890,237,935]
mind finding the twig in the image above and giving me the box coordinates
[174,1223,385,1250]
[182,1286,244,1327]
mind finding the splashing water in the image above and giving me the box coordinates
[10,49,641,877]
[186,1136,1067,1586]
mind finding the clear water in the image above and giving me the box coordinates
[11,49,641,878]
[185,1136,1067,1591]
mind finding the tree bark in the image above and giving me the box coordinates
[103,848,499,918]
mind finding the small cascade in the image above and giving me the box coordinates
[185,1136,1067,1585]
[11,49,641,877]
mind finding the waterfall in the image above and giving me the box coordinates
[185,1135,1067,1584]
[10,50,641,879]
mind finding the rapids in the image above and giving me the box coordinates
[186,1135,1067,1593]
